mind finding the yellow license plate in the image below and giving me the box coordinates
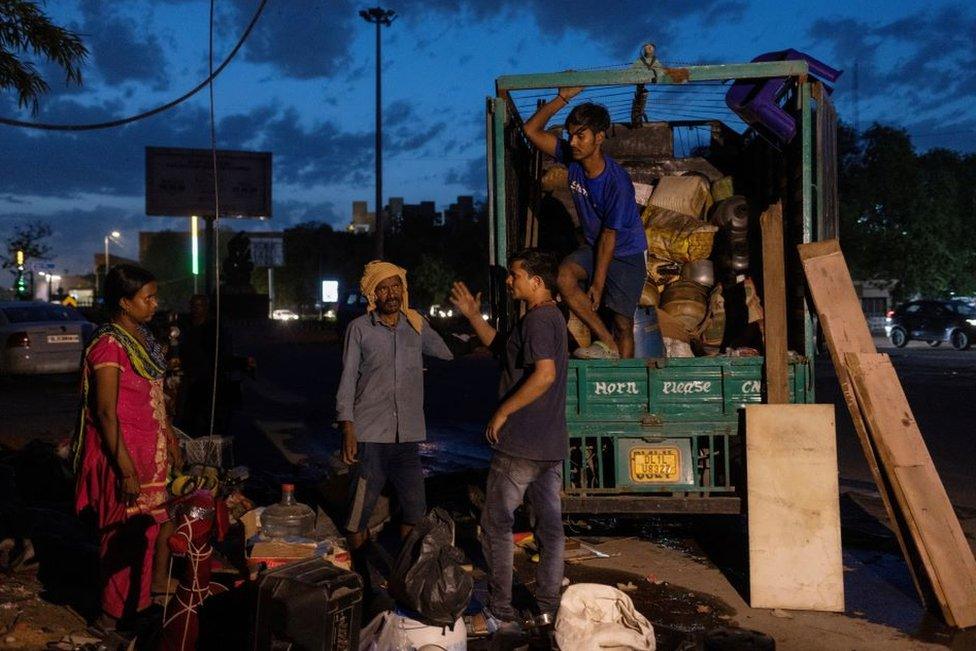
[629,447,681,482]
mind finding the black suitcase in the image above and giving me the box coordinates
[253,557,363,650]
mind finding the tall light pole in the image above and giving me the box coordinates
[103,230,121,296]
[360,6,396,260]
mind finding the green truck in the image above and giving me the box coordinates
[486,46,839,514]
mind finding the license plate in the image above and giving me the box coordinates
[47,334,79,344]
[629,447,681,482]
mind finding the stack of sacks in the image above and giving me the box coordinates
[640,174,722,355]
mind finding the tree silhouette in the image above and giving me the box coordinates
[0,0,88,113]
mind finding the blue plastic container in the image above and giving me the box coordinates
[633,307,664,358]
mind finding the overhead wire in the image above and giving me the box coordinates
[0,0,269,131]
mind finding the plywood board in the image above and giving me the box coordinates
[760,202,788,403]
[798,240,925,605]
[746,404,844,612]
[846,353,976,628]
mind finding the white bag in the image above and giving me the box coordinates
[555,584,655,651]
[359,610,467,651]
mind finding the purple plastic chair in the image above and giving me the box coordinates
[725,49,842,143]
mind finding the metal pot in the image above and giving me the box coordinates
[681,260,715,287]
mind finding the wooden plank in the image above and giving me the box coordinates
[846,353,976,628]
[745,404,844,611]
[760,202,788,403]
[798,240,926,606]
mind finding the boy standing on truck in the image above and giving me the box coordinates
[523,87,647,359]
[450,250,568,633]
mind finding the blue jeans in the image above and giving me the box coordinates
[481,452,565,620]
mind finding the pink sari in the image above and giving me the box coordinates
[75,334,170,619]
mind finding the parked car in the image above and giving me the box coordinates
[271,309,300,321]
[885,300,976,350]
[0,300,94,374]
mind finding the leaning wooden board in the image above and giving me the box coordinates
[846,353,976,629]
[745,404,844,612]
[797,240,925,605]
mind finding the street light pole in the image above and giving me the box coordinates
[360,6,396,260]
[103,230,121,297]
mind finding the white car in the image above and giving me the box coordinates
[271,309,301,321]
[0,301,93,375]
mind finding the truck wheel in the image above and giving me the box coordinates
[889,327,908,348]
[951,330,971,351]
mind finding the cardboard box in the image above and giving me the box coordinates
[241,508,351,577]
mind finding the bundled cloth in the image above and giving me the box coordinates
[555,583,655,650]
[359,260,425,333]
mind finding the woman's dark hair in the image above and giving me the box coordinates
[566,102,611,136]
[103,264,156,315]
[509,248,559,294]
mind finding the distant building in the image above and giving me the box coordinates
[348,201,375,234]
[443,195,476,228]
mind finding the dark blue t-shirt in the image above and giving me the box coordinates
[555,139,647,257]
[495,304,568,461]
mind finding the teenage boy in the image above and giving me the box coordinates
[450,249,568,630]
[523,88,647,359]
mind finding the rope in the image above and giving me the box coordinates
[207,0,222,439]
[0,0,268,131]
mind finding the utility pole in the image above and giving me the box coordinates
[360,6,396,260]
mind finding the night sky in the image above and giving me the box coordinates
[2,0,974,274]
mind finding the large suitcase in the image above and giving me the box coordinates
[253,557,363,650]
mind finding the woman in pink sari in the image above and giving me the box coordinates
[73,264,181,628]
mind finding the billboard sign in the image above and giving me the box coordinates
[250,236,284,268]
[321,280,339,303]
[146,147,272,218]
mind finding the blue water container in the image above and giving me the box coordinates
[634,307,664,358]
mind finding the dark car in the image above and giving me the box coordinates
[885,300,976,350]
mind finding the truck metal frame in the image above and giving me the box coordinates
[487,48,838,514]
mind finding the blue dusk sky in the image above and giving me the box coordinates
[1,0,974,274]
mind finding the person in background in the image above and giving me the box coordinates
[335,261,453,594]
[522,88,647,359]
[72,264,182,630]
[451,249,569,635]
[176,294,236,437]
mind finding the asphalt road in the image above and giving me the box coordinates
[2,332,974,510]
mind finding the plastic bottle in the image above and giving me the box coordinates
[260,483,315,539]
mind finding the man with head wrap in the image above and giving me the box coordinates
[335,260,453,584]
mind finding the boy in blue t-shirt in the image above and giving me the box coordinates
[523,88,647,359]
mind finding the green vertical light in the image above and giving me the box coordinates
[191,215,199,275]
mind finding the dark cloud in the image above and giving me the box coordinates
[444,158,484,191]
[231,0,360,79]
[417,0,749,58]
[77,0,170,90]
[0,91,435,199]
[808,7,976,114]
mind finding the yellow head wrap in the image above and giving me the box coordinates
[359,260,424,333]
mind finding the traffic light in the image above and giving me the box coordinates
[15,249,24,267]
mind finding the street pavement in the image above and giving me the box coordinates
[2,327,976,648]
